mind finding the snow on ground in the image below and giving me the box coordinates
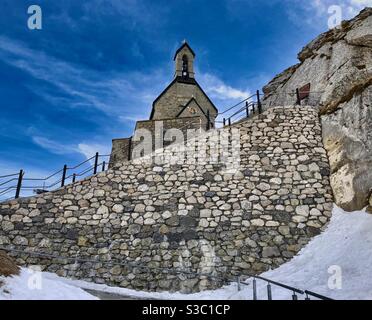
[1,205,372,300]
[0,268,97,300]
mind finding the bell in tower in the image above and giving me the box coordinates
[182,55,189,78]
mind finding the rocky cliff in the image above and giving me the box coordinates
[262,8,372,212]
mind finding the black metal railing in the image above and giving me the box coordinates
[0,153,110,202]
[216,90,263,127]
[236,274,333,300]
[216,88,324,127]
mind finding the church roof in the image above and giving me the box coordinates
[149,76,218,120]
[173,42,196,60]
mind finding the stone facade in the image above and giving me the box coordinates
[150,80,218,121]
[109,138,131,168]
[109,116,205,167]
[0,106,333,293]
[132,116,204,154]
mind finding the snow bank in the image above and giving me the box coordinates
[0,268,97,300]
[2,205,372,300]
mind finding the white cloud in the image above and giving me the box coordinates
[119,115,148,123]
[350,0,372,6]
[0,36,253,123]
[32,136,110,161]
[0,36,167,119]
[32,136,77,155]
[285,0,370,28]
[77,143,111,159]
[347,0,372,16]
[198,72,251,103]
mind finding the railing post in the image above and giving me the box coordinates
[93,152,99,174]
[15,169,23,199]
[252,278,257,300]
[61,165,67,187]
[252,103,255,114]
[102,161,106,172]
[296,88,301,105]
[128,137,132,161]
[246,102,249,118]
[237,276,241,292]
[267,283,272,300]
[257,90,262,114]
[292,291,298,300]
[72,173,76,183]
[228,118,231,127]
[223,118,226,126]
[206,110,210,131]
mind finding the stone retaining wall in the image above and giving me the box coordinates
[0,106,333,293]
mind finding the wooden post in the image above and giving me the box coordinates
[72,173,76,183]
[102,161,106,172]
[93,152,99,174]
[61,165,67,187]
[223,118,226,126]
[15,169,23,199]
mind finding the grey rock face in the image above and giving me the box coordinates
[262,8,372,211]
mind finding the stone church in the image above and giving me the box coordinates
[109,42,219,167]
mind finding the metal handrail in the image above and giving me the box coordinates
[253,275,304,295]
[218,93,257,115]
[67,155,96,170]
[0,186,16,196]
[0,177,18,187]
[23,169,63,182]
[304,290,333,300]
[0,173,19,179]
[0,154,111,202]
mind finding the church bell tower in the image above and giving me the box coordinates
[174,41,195,79]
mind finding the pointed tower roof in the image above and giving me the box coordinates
[173,41,195,61]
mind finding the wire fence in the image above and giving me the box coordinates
[0,244,333,300]
[0,153,110,202]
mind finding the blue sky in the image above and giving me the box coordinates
[0,0,369,179]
